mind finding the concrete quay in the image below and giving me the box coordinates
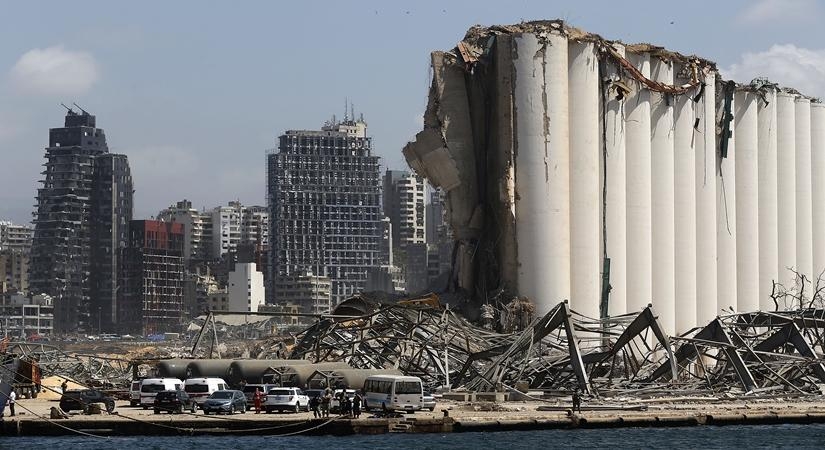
[4,397,825,436]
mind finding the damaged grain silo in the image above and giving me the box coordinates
[404,20,825,336]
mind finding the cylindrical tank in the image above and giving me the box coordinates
[604,43,627,318]
[795,97,813,284]
[307,368,403,391]
[717,87,737,316]
[156,359,196,379]
[184,359,235,379]
[758,88,779,311]
[624,51,653,314]
[811,102,825,280]
[513,31,570,315]
[734,89,760,313]
[277,362,351,388]
[650,57,675,334]
[568,40,601,321]
[696,72,718,325]
[674,68,697,334]
[777,92,797,286]
[226,360,310,387]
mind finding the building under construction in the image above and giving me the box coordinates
[29,109,132,333]
[118,220,185,334]
[267,116,381,306]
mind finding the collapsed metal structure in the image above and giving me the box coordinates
[291,296,825,396]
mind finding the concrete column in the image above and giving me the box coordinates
[758,88,779,311]
[777,92,797,286]
[674,70,697,334]
[734,90,759,313]
[604,44,627,318]
[795,97,813,285]
[696,73,718,325]
[717,89,737,315]
[650,58,675,334]
[811,102,825,283]
[625,52,653,314]
[512,32,570,315]
[568,40,601,320]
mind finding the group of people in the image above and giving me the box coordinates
[309,387,362,419]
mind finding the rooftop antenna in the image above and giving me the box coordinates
[350,101,355,123]
[60,103,75,114]
[72,102,89,115]
[344,97,349,122]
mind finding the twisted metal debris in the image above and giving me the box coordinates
[290,295,825,397]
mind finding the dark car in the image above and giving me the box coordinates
[154,390,196,414]
[201,390,246,415]
[59,389,115,413]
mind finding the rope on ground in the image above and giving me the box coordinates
[117,409,342,435]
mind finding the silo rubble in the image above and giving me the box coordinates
[404,20,825,336]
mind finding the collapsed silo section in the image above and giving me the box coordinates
[185,359,235,379]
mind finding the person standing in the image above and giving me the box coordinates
[253,388,263,414]
[61,380,68,394]
[352,391,362,419]
[7,390,16,417]
[321,391,331,418]
[310,395,321,418]
[572,389,581,413]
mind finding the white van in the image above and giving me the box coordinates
[129,379,142,406]
[183,377,228,406]
[139,378,183,409]
[363,375,423,412]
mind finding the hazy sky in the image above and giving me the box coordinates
[1,0,824,224]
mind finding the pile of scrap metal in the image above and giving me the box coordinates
[0,342,135,390]
[290,295,825,397]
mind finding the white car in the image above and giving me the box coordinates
[264,387,309,413]
[330,389,356,412]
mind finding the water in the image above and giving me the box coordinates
[3,424,825,450]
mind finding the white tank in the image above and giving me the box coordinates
[717,87,737,316]
[734,89,760,312]
[568,40,601,320]
[649,58,676,334]
[757,88,779,311]
[624,52,653,314]
[795,97,813,285]
[696,73,718,325]
[673,66,697,334]
[512,32,571,315]
[811,102,825,281]
[604,43,627,317]
[777,92,797,286]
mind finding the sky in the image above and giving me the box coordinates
[1,0,825,224]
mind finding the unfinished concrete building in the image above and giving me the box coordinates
[404,21,825,335]
[268,117,381,305]
[118,220,185,334]
[29,109,132,333]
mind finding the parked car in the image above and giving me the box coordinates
[422,392,436,411]
[264,387,309,413]
[242,383,276,410]
[59,389,116,413]
[154,390,197,414]
[201,390,246,415]
[129,380,142,406]
[329,388,356,413]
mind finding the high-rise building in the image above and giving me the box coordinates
[268,116,381,305]
[157,199,212,264]
[227,262,265,312]
[118,220,185,334]
[0,221,33,253]
[209,201,268,259]
[274,271,332,317]
[0,251,29,294]
[383,170,426,249]
[29,109,133,333]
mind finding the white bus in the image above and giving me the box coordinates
[362,375,423,412]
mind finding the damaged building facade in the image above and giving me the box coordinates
[404,21,825,336]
